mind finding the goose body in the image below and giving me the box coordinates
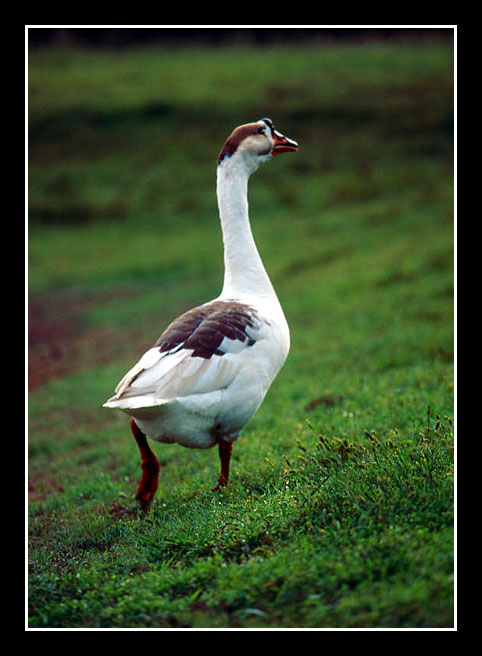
[103,118,298,509]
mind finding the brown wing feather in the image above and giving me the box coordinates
[153,301,258,359]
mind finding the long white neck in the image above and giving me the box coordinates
[216,155,277,301]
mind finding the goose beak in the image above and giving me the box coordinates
[272,129,298,156]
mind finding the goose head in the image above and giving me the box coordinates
[217,118,298,174]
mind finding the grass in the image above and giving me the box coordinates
[28,39,454,628]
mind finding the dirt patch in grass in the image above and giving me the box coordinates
[304,395,343,411]
[108,501,140,520]
[28,289,141,390]
[28,471,64,502]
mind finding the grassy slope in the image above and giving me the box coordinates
[28,42,454,628]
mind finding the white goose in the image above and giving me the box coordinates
[104,118,298,511]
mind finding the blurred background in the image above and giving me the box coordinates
[28,26,454,395]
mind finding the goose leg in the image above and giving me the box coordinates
[130,418,160,512]
[212,440,233,491]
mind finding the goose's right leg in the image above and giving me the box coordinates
[130,418,160,512]
[211,439,233,491]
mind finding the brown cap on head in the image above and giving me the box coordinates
[218,123,263,165]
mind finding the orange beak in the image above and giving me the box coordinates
[272,129,298,156]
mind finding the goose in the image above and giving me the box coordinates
[103,118,298,511]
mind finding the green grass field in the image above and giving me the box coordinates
[28,40,455,628]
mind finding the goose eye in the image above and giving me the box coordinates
[257,127,265,135]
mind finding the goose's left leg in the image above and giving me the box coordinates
[130,418,160,512]
[212,440,233,491]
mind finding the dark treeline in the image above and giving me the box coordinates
[28,27,454,49]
